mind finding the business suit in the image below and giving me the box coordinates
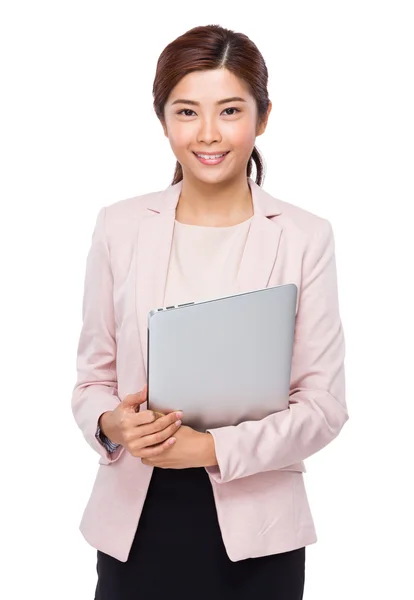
[72,176,349,564]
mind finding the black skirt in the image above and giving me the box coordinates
[94,467,305,600]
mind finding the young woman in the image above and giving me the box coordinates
[72,24,349,600]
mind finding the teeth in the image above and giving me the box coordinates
[196,153,226,159]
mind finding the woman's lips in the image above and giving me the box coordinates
[193,151,230,166]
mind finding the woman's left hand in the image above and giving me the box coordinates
[141,425,217,469]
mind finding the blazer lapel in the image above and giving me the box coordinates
[135,184,179,371]
[135,177,284,373]
[236,179,283,293]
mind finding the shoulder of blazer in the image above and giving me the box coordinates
[98,189,166,242]
[268,197,331,242]
[104,189,163,222]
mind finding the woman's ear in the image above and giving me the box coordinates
[256,101,272,136]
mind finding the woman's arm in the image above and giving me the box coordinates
[205,218,349,483]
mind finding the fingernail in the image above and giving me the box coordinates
[168,437,176,445]
[175,420,182,427]
[175,411,183,419]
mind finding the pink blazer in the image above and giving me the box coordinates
[72,176,349,562]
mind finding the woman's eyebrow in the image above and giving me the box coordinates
[171,96,247,106]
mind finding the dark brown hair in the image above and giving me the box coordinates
[152,25,270,186]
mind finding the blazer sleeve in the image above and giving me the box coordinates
[71,207,124,464]
[205,218,349,483]
[96,423,122,453]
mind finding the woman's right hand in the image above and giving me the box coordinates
[99,385,183,459]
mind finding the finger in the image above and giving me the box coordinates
[122,392,146,406]
[139,420,181,449]
[133,410,157,426]
[136,411,183,437]
[140,436,176,458]
[122,387,147,409]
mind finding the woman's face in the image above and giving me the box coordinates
[162,68,271,185]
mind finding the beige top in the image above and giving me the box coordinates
[164,217,253,307]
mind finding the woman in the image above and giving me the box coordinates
[72,24,349,600]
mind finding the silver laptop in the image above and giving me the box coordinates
[147,283,297,431]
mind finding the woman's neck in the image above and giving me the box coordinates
[176,175,254,227]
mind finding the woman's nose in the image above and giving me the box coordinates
[196,119,222,145]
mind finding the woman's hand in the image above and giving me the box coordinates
[99,385,183,460]
[141,425,218,469]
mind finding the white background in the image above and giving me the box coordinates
[1,1,413,598]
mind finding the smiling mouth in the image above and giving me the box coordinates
[192,152,230,165]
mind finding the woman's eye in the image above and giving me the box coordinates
[177,107,240,117]
[222,107,240,116]
[177,109,195,116]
